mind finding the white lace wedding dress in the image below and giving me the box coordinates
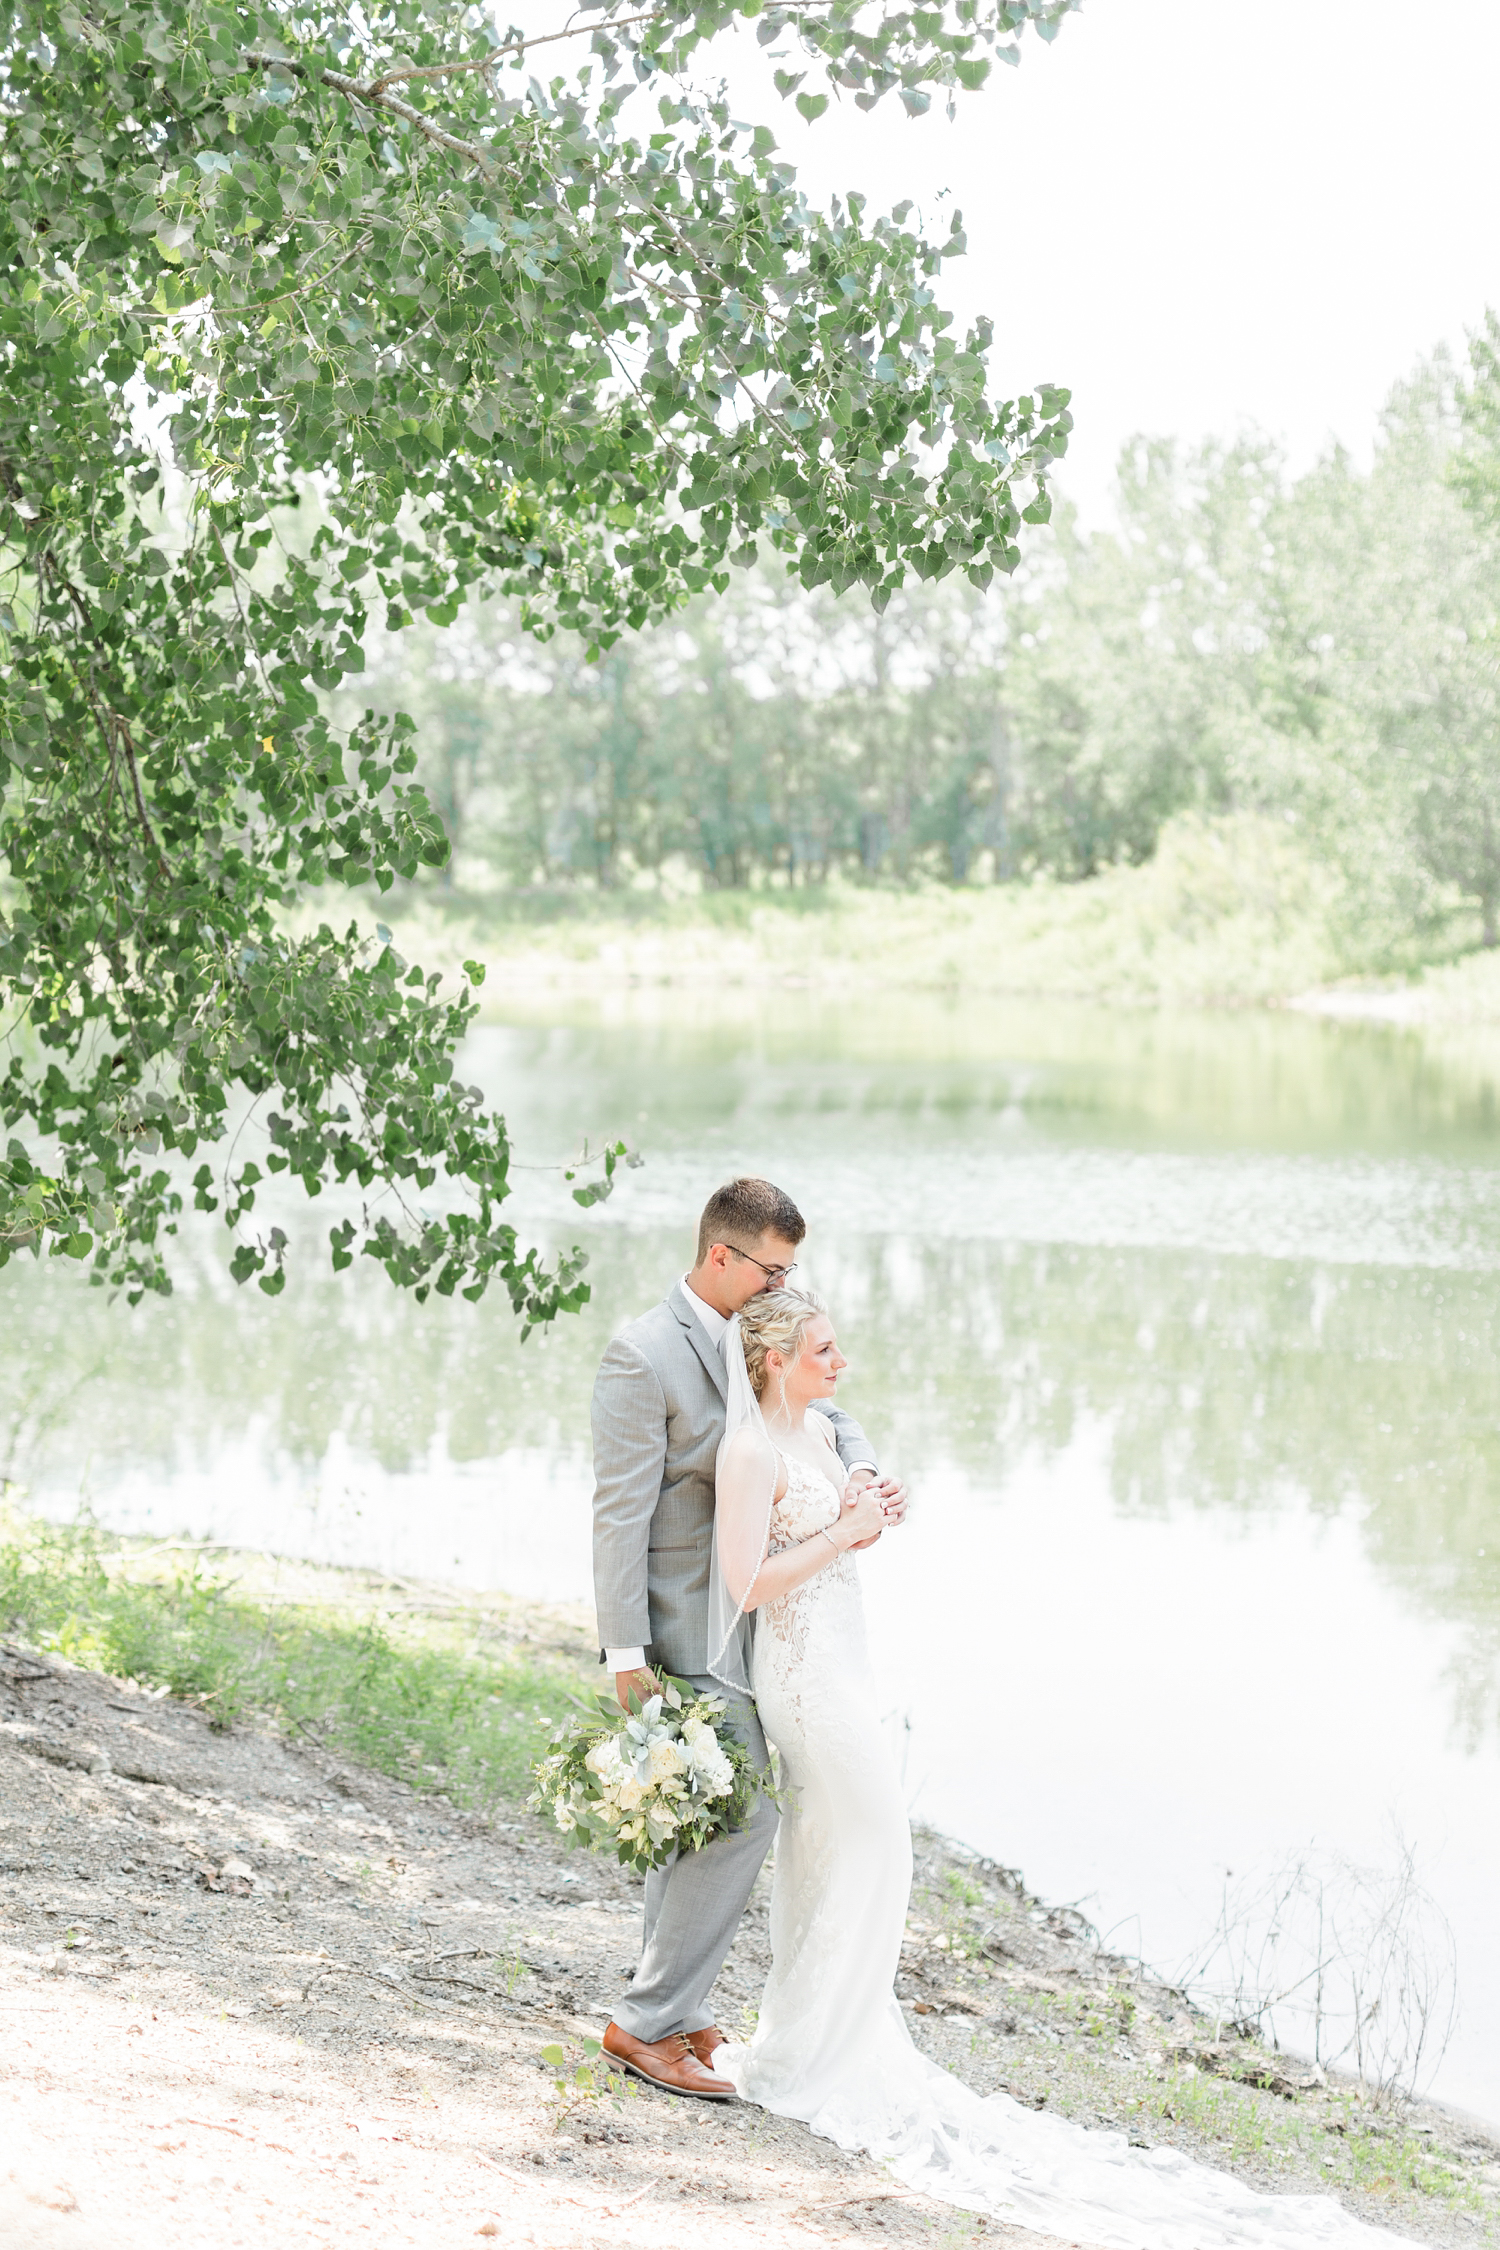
[711,1446,1417,2250]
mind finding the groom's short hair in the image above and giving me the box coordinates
[696,1177,806,1264]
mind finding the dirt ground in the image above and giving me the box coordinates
[3,1587,1497,2250]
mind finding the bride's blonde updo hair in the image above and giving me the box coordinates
[735,1285,828,1401]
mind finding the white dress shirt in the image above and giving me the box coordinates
[680,1271,729,1347]
[603,1276,874,1674]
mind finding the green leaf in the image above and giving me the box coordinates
[795,91,829,124]
[462,212,504,254]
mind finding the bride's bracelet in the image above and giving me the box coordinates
[816,1527,842,1558]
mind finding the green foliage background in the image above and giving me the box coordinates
[370,340,1500,975]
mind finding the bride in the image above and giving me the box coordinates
[704,1286,1419,2250]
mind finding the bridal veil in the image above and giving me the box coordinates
[706,1312,776,1694]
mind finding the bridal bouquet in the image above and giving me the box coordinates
[530,1677,765,1875]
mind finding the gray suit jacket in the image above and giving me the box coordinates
[591,1282,877,1678]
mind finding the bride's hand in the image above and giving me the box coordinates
[835,1485,887,1551]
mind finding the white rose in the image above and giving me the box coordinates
[649,1738,687,1783]
[616,1776,644,1812]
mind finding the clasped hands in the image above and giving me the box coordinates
[844,1468,908,1549]
[814,1468,908,1555]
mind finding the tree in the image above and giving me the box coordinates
[999,439,1287,879]
[0,0,1077,1305]
[1279,357,1500,948]
[366,564,1012,892]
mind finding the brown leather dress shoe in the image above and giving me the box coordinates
[601,2020,734,2101]
[684,2025,725,2068]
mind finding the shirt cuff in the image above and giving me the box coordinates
[604,1646,648,1673]
[845,1461,878,1478]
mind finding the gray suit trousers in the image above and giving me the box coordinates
[611,1675,778,2043]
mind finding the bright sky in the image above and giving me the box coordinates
[681,0,1500,523]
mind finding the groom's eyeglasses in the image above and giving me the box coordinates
[722,1245,797,1286]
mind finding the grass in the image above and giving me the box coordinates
[908,1855,1498,2240]
[401,812,1356,1007]
[1147,2066,1486,2213]
[1015,2037,1494,2227]
[0,1512,594,1812]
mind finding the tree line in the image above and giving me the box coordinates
[376,333,1500,952]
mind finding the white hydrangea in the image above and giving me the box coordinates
[680,1722,734,1798]
[700,1752,735,1797]
[585,1737,626,1784]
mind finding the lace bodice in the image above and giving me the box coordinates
[767,1446,847,1550]
[757,1445,860,1671]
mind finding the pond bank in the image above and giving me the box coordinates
[364,812,1500,1021]
[2,1535,1496,2250]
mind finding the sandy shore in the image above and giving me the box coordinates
[3,1569,1496,2250]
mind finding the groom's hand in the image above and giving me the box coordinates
[875,1476,909,1526]
[616,1665,661,1710]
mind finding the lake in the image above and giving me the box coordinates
[5,989,1500,2123]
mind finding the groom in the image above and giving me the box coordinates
[591,1175,906,2098]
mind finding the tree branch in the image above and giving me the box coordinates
[243,3,839,166]
[351,6,826,95]
[242,53,499,173]
[114,717,171,882]
[37,551,170,884]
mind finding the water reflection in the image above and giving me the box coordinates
[4,994,1500,2112]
